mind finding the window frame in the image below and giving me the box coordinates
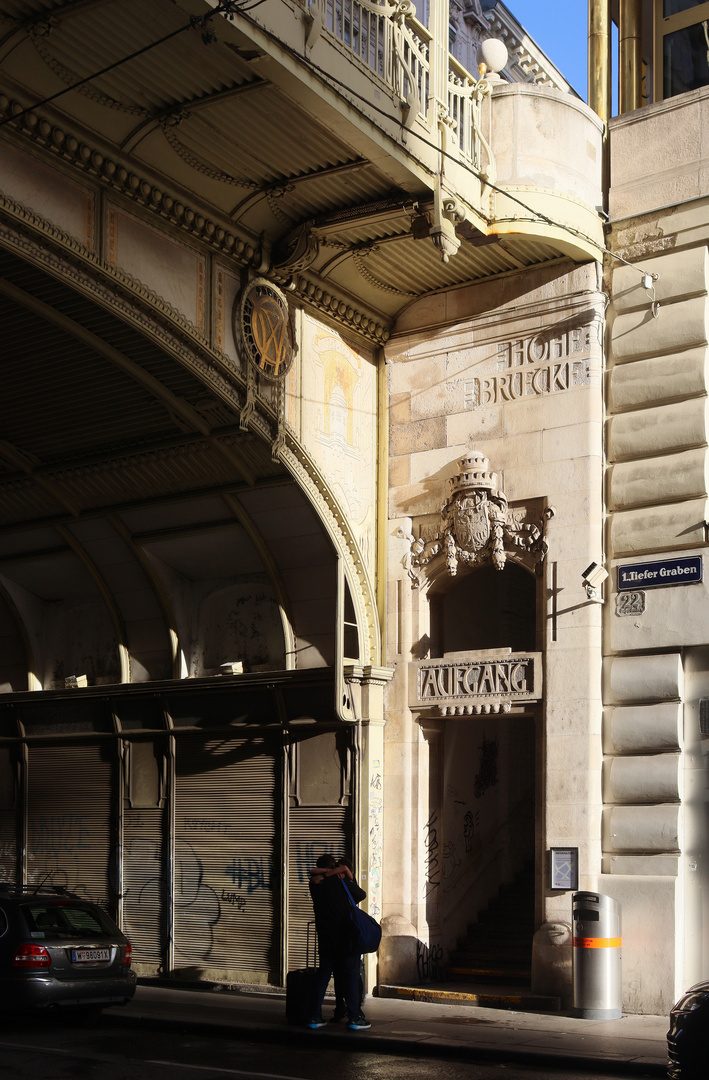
[654,0,709,100]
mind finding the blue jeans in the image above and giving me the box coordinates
[311,948,361,1022]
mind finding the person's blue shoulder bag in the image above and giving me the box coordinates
[341,878,382,953]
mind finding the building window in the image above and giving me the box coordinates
[656,0,709,99]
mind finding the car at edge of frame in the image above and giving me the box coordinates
[667,979,709,1079]
[0,883,136,1013]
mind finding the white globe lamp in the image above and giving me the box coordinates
[478,38,508,82]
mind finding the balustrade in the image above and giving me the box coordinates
[306,0,487,169]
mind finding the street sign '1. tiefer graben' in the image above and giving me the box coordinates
[617,556,702,592]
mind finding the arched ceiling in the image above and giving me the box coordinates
[0,243,341,692]
[0,244,282,517]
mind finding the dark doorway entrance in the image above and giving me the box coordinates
[429,561,538,989]
[432,562,537,655]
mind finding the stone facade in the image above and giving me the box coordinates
[603,85,709,1014]
[1,0,707,1017]
[383,262,605,1001]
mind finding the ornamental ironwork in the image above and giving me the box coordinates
[236,278,294,382]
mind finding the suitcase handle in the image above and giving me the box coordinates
[306,919,318,968]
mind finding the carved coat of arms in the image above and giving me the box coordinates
[400,451,554,585]
[451,493,491,551]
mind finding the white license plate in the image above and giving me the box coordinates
[71,948,110,963]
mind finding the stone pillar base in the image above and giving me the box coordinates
[378,915,418,986]
[531,921,572,1007]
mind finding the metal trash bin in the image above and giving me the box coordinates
[572,892,622,1019]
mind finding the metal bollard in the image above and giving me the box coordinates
[572,892,622,1019]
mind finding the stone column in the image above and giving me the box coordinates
[345,664,392,991]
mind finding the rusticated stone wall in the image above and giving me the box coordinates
[604,229,709,1012]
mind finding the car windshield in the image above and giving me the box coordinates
[23,903,116,938]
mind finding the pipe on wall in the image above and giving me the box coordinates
[619,0,643,113]
[588,0,612,123]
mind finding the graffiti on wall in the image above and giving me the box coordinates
[183,817,229,836]
[442,840,461,880]
[423,809,440,899]
[121,838,223,960]
[30,813,90,854]
[25,814,95,900]
[463,809,479,853]
[417,939,444,982]
[224,856,273,893]
[294,841,343,886]
[369,761,383,918]
[221,891,246,911]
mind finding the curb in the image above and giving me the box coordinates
[377,983,561,1013]
[107,1005,667,1077]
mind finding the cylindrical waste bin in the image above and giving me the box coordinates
[572,892,622,1019]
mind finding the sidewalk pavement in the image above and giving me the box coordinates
[110,979,669,1077]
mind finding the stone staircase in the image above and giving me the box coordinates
[447,862,535,985]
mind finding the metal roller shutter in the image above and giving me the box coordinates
[0,811,16,884]
[174,735,277,975]
[287,806,351,973]
[27,744,114,907]
[123,807,165,963]
[0,746,17,884]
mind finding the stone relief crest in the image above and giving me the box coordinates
[400,451,554,585]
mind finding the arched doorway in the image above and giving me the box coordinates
[424,559,540,988]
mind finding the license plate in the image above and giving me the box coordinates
[71,948,110,963]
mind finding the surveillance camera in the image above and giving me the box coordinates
[582,561,609,600]
[582,561,608,587]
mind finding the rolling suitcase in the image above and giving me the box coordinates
[286,921,319,1025]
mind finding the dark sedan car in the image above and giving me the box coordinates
[0,884,136,1012]
[667,979,709,1079]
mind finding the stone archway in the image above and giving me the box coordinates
[398,451,551,988]
[0,202,387,986]
[0,201,380,684]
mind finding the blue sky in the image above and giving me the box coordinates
[506,1,588,100]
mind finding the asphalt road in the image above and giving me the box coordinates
[0,1011,657,1080]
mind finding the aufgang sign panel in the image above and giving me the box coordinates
[465,325,594,407]
[410,652,541,715]
[617,556,703,591]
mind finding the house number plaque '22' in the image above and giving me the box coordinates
[616,591,645,616]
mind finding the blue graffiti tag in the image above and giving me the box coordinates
[224,856,273,892]
[294,842,342,885]
[30,814,90,855]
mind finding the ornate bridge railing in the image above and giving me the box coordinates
[310,0,488,170]
[448,55,494,177]
[324,0,394,82]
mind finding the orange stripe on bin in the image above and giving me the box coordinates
[572,936,622,949]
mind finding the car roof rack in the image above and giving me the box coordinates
[0,882,83,899]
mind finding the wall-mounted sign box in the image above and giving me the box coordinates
[550,847,579,891]
[617,556,702,592]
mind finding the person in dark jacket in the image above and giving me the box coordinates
[329,857,365,1022]
[307,853,370,1030]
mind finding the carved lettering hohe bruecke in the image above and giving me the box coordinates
[466,325,594,407]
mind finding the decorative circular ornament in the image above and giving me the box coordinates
[237,278,294,381]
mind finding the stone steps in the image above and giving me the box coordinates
[448,862,535,986]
